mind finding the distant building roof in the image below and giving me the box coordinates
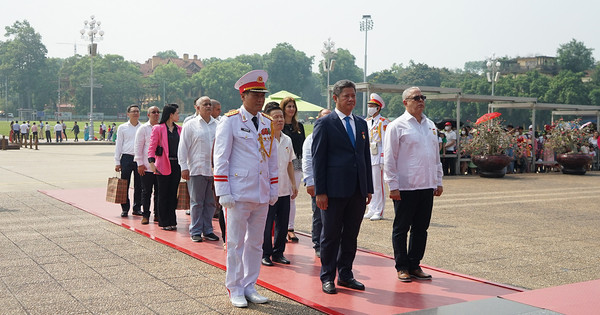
[138,53,204,77]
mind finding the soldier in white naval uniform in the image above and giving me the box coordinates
[364,93,390,221]
[213,70,279,308]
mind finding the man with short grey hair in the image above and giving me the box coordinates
[384,86,443,283]
[211,99,222,121]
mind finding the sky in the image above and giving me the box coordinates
[2,0,600,75]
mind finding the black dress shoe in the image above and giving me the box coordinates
[337,278,365,290]
[132,210,143,216]
[261,257,274,266]
[322,281,337,294]
[272,256,290,264]
[120,211,128,217]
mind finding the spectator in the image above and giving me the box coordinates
[114,105,143,217]
[31,122,38,143]
[135,106,161,224]
[61,120,68,141]
[72,121,80,142]
[20,121,29,143]
[54,121,63,142]
[442,122,457,175]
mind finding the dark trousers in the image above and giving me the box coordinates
[319,189,365,283]
[140,171,158,219]
[392,189,434,271]
[156,160,180,227]
[63,130,68,141]
[443,151,456,175]
[74,132,79,141]
[311,196,322,251]
[32,132,38,143]
[263,195,291,259]
[55,131,62,142]
[119,154,142,213]
[45,130,51,142]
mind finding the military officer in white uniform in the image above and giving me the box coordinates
[213,70,279,308]
[364,93,390,221]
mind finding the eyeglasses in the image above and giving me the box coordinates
[129,110,140,113]
[406,95,426,101]
[150,111,160,114]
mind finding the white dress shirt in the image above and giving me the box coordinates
[134,122,154,171]
[302,133,314,187]
[178,115,217,177]
[384,111,443,191]
[276,133,295,196]
[114,120,141,165]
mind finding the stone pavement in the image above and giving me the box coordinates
[2,144,600,314]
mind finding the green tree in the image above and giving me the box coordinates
[148,63,190,110]
[556,39,595,73]
[193,59,251,111]
[264,43,313,94]
[545,70,590,104]
[234,54,265,69]
[0,20,48,109]
[155,50,178,59]
[463,60,486,74]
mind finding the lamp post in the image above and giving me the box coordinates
[80,15,104,140]
[360,14,373,116]
[321,38,337,109]
[486,54,501,96]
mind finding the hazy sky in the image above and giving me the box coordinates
[3,0,599,74]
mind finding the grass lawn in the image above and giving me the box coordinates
[0,120,125,140]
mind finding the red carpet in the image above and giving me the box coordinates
[42,187,523,314]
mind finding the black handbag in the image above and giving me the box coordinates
[155,145,163,156]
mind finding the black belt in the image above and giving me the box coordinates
[122,154,134,157]
[169,157,178,161]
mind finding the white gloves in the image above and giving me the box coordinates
[220,194,235,209]
[269,195,278,206]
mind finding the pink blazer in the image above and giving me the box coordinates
[148,123,182,175]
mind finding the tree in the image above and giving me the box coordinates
[264,43,313,94]
[193,59,251,111]
[155,50,178,59]
[463,60,486,74]
[545,70,590,105]
[0,20,48,109]
[556,39,595,73]
[234,54,265,70]
[148,63,190,111]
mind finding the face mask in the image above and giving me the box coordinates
[445,126,451,131]
[515,132,520,136]
[367,107,378,117]
[461,131,466,135]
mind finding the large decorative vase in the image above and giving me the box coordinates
[556,153,593,175]
[471,155,512,178]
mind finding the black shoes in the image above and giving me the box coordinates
[315,249,321,258]
[191,235,203,242]
[261,257,274,266]
[120,211,128,217]
[272,256,290,264]
[322,281,337,294]
[337,278,365,290]
[132,210,143,216]
[203,233,219,241]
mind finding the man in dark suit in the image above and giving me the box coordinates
[312,79,373,294]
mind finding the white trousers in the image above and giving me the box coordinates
[287,169,303,230]
[367,164,385,216]
[225,201,269,297]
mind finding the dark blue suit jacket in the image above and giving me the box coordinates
[312,110,373,198]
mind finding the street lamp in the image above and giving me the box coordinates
[80,15,104,140]
[321,38,337,109]
[360,14,373,116]
[486,54,501,96]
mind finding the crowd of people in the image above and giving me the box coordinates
[8,120,81,143]
[113,70,445,308]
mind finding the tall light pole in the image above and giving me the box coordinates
[80,15,104,140]
[360,14,373,116]
[486,54,501,96]
[321,38,337,109]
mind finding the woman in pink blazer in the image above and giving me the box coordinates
[148,104,182,230]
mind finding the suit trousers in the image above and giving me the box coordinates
[225,201,269,297]
[367,164,385,216]
[188,175,215,237]
[263,195,290,259]
[156,160,180,227]
[140,171,158,219]
[392,189,434,271]
[319,188,365,283]
[120,154,142,213]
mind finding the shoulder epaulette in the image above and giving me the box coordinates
[262,113,273,121]
[380,117,386,121]
[225,109,239,117]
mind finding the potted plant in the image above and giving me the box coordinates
[544,119,593,175]
[462,113,521,178]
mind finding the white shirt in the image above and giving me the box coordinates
[335,108,356,138]
[54,124,62,132]
[445,129,457,151]
[302,133,315,187]
[13,123,20,131]
[276,133,295,196]
[178,115,217,177]
[20,124,28,133]
[134,122,155,171]
[384,111,443,191]
[114,120,141,165]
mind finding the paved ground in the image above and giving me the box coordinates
[2,144,600,314]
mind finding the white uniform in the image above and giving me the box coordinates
[213,105,278,298]
[365,114,389,218]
